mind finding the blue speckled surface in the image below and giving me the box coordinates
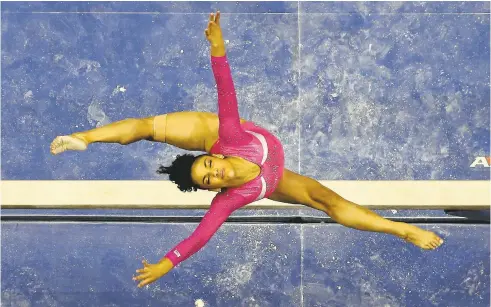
[1,223,489,306]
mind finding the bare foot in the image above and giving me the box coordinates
[399,224,444,250]
[50,135,88,155]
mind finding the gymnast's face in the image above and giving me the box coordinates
[191,154,235,190]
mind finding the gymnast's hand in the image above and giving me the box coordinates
[205,11,226,56]
[133,258,174,288]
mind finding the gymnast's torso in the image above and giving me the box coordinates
[210,120,284,201]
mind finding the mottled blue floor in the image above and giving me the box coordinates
[1,222,489,306]
[1,1,490,306]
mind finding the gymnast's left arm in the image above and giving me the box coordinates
[133,193,248,288]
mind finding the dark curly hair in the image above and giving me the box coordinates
[157,154,203,192]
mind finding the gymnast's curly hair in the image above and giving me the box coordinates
[157,154,202,192]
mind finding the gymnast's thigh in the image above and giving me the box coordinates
[268,169,325,212]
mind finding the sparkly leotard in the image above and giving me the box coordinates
[165,55,285,266]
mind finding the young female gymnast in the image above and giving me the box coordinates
[50,11,444,288]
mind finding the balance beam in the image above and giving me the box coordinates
[1,180,489,210]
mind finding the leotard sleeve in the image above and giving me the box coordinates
[211,55,252,145]
[164,191,250,266]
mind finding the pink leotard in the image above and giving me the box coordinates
[164,55,285,266]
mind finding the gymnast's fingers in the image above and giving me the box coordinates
[138,277,156,288]
[133,272,151,281]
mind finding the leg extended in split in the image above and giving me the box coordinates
[269,169,444,250]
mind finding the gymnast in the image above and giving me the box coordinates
[50,11,444,288]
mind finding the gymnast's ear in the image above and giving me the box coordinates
[211,154,225,159]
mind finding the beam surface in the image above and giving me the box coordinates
[1,180,489,210]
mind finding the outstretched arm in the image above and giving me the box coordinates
[163,193,247,266]
[206,11,251,145]
[133,192,249,287]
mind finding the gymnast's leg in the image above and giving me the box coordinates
[269,169,444,250]
[50,116,156,155]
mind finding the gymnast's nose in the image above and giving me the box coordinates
[213,168,223,179]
